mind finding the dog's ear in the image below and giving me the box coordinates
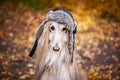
[29,20,48,57]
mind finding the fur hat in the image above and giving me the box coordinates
[29,8,77,62]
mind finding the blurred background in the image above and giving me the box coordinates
[0,0,120,80]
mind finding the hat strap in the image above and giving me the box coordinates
[29,39,38,57]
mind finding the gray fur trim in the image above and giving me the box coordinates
[36,10,76,40]
[47,10,76,31]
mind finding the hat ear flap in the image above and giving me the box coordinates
[36,20,48,39]
[29,20,48,57]
[69,31,75,62]
[70,21,77,62]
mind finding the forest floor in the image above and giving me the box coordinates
[0,6,120,80]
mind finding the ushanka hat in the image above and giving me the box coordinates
[29,8,77,62]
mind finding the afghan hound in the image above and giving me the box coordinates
[29,9,88,80]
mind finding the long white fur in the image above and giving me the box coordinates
[34,21,88,80]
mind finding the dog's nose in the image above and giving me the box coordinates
[53,47,60,51]
[53,43,60,52]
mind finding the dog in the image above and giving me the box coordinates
[29,9,88,80]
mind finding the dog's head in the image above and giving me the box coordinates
[49,21,69,52]
[29,8,77,62]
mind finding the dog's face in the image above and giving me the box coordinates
[49,22,69,52]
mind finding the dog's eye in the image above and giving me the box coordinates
[62,27,67,31]
[62,27,67,33]
[50,26,55,30]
